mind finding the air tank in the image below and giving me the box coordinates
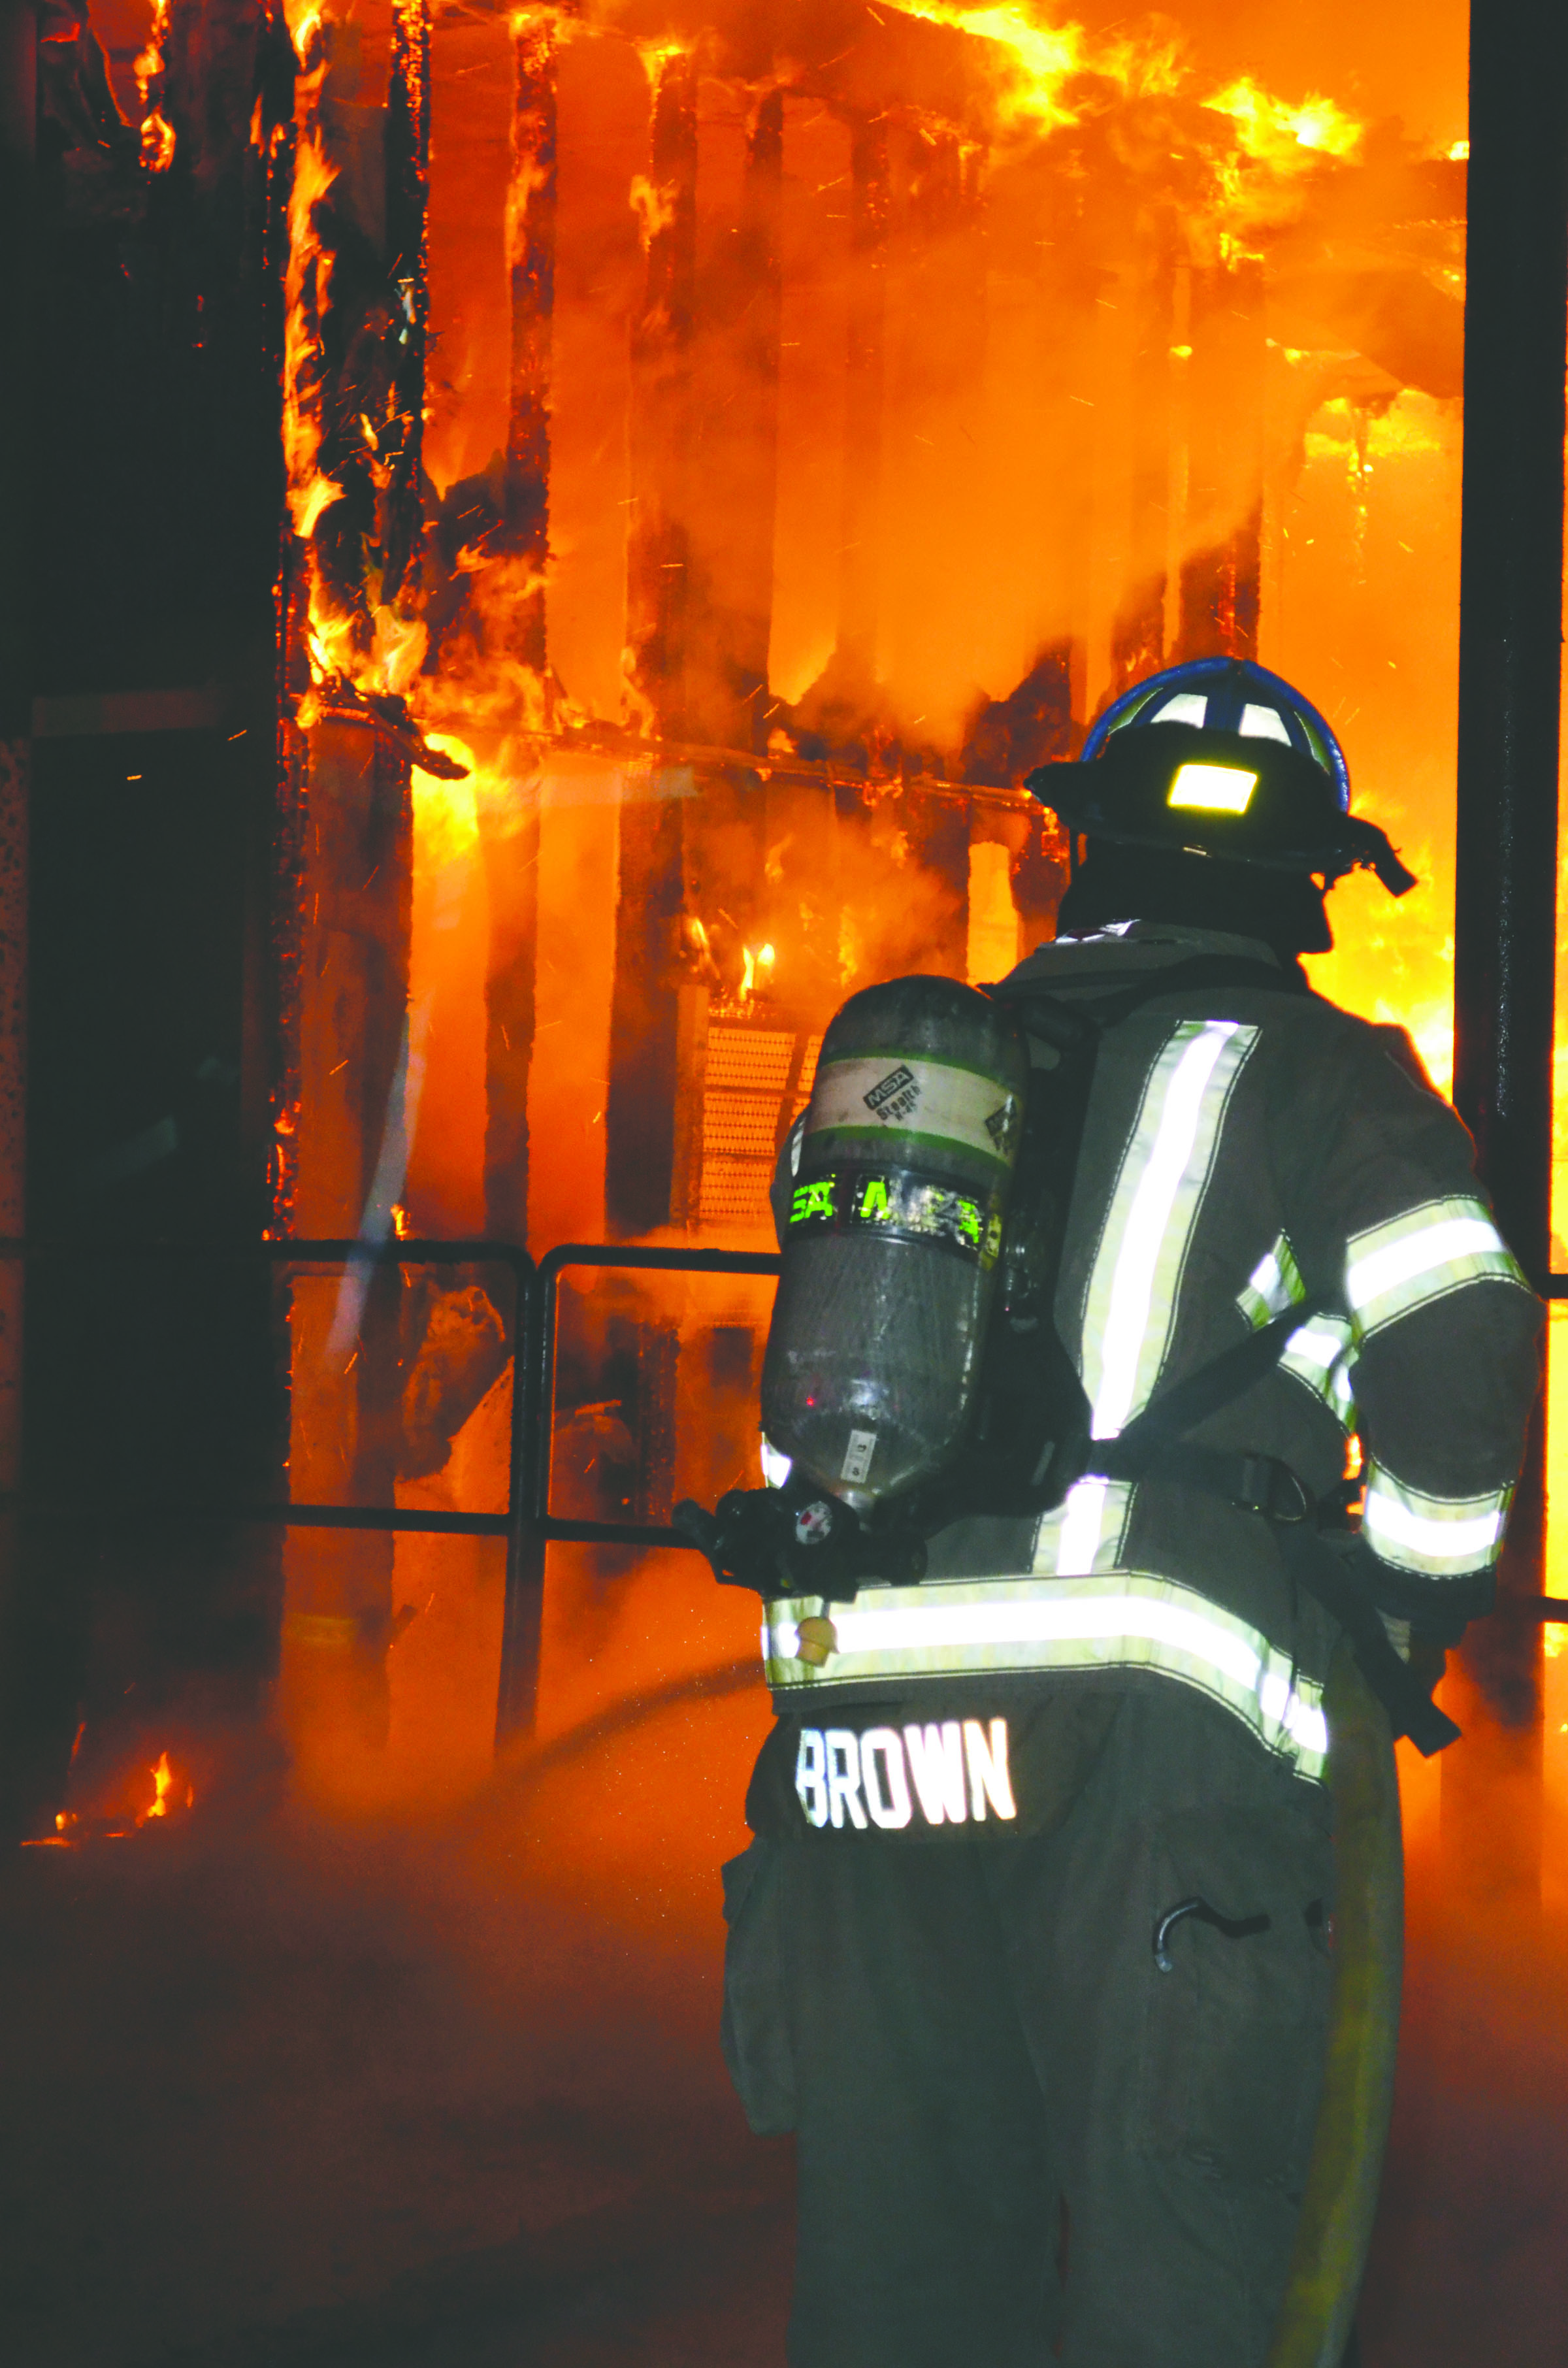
[760,975,1029,1513]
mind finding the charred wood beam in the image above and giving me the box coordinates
[625,47,697,740]
[1176,259,1264,664]
[736,85,783,747]
[1111,212,1174,693]
[606,780,689,1238]
[383,0,431,608]
[684,84,783,753]
[282,714,414,1754]
[610,50,698,1234]
[1445,0,1568,1886]
[836,114,889,688]
[504,7,557,677]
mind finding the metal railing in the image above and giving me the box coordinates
[0,1234,783,1743]
[5,1233,1560,1745]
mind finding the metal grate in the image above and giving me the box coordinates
[700,1023,800,1226]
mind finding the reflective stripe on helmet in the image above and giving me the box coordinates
[1362,1462,1512,1578]
[1344,1195,1527,1340]
[1032,1019,1258,1579]
[761,1572,1328,1781]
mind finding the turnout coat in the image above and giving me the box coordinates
[749,920,1541,1834]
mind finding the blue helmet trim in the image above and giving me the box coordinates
[1083,659,1351,812]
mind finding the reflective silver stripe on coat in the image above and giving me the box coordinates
[1034,1019,1259,1577]
[1279,1312,1357,1432]
[1362,1462,1512,1577]
[761,1573,1328,1781]
[1344,1194,1526,1340]
[1237,1230,1306,1330]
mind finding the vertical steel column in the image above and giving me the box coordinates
[1445,0,1568,1892]
[0,0,33,1836]
[0,0,32,1481]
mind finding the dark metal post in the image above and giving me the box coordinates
[496,1260,545,1745]
[1446,0,1568,1892]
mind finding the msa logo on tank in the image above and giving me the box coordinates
[863,1064,921,1125]
[796,1718,1017,1831]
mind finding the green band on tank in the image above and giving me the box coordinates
[788,1167,1004,1270]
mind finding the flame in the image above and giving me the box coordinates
[739,942,776,1003]
[20,1747,195,1847]
[1203,74,1362,164]
[283,132,340,541]
[281,11,433,718]
[888,2,1181,133]
[629,173,677,251]
[414,734,482,864]
[141,1751,176,1822]
[134,0,176,173]
[633,34,692,88]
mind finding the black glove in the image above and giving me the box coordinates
[672,1485,926,1601]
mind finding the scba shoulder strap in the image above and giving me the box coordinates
[956,953,1307,1511]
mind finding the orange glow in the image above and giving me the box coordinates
[275,0,1483,1853]
[1203,74,1362,164]
[141,1751,176,1822]
[133,0,176,173]
[889,1,1181,133]
[22,1748,195,1848]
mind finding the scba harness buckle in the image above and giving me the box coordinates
[1233,1453,1314,1526]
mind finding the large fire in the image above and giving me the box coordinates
[29,0,1477,1815]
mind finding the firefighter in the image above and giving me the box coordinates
[698,657,1542,2368]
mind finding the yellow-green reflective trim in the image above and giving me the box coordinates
[1039,1017,1257,1579]
[1279,1312,1358,1432]
[1362,1461,1512,1577]
[760,1571,1328,1781]
[1080,1020,1259,1442]
[1239,1230,1306,1330]
[1344,1194,1527,1341]
[1030,1478,1134,1577]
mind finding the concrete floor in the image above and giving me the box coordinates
[2,1681,1565,2368]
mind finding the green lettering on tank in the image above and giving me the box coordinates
[858,1177,892,1221]
[956,1198,982,1246]
[791,1176,837,1225]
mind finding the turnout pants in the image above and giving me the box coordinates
[722,1686,1336,2368]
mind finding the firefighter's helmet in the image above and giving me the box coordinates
[1026,657,1416,895]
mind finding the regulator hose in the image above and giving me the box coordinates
[1266,1637,1404,2368]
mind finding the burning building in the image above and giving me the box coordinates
[5,0,1563,1857]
